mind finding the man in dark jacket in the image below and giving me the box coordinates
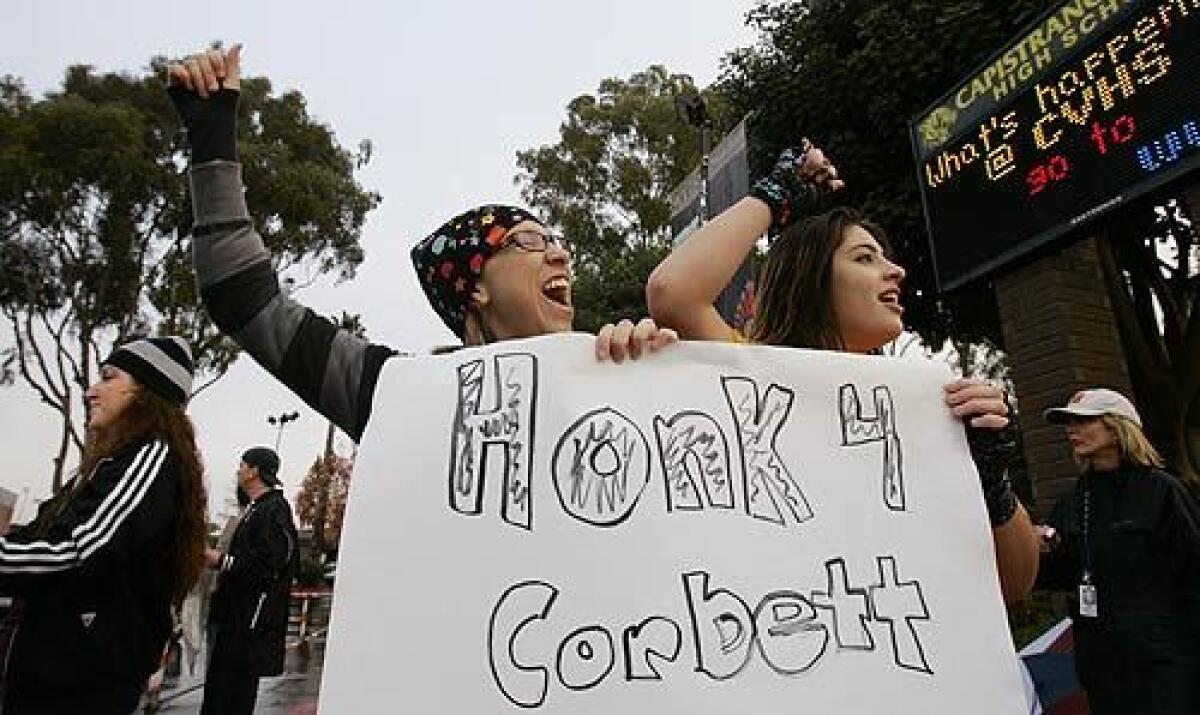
[201,446,298,715]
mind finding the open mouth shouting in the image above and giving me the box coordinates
[542,275,572,311]
[878,288,903,315]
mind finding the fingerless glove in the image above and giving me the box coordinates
[966,417,1019,527]
[167,86,239,164]
[749,142,827,235]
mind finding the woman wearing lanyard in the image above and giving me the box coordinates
[1041,388,1200,715]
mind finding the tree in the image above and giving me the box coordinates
[295,452,353,560]
[719,0,1055,346]
[515,65,735,332]
[1099,197,1200,488]
[0,62,380,490]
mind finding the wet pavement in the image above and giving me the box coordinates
[144,640,324,714]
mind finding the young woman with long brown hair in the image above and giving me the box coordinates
[647,142,1040,603]
[0,336,208,714]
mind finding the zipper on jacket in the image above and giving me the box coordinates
[250,592,267,630]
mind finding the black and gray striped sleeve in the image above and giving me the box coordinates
[189,161,395,441]
[0,441,169,577]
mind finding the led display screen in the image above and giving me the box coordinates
[911,0,1200,289]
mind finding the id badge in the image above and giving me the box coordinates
[1078,583,1098,618]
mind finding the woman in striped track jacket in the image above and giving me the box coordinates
[0,337,208,714]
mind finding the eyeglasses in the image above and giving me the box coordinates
[501,230,568,253]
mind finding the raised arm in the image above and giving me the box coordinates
[646,143,842,341]
[168,45,395,442]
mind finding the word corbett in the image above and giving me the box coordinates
[488,556,933,709]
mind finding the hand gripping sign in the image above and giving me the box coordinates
[321,336,1026,714]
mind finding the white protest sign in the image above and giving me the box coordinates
[320,335,1025,713]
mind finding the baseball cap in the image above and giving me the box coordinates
[241,446,282,486]
[1044,388,1142,427]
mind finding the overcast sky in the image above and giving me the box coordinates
[1,0,760,521]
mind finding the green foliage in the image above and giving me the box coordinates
[1008,590,1070,650]
[236,76,378,280]
[0,62,379,488]
[720,0,1056,346]
[295,452,353,559]
[515,65,735,332]
[571,243,672,337]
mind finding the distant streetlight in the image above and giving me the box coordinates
[675,91,714,226]
[267,410,301,451]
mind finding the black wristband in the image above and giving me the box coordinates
[168,86,239,164]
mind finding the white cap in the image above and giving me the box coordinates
[1044,388,1141,427]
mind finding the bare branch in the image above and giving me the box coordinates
[23,310,69,405]
[4,309,65,411]
[46,307,84,389]
[86,333,104,371]
[191,372,223,398]
[1126,264,1171,368]
[42,312,77,410]
[51,224,82,266]
[1098,235,1170,377]
[1144,262,1185,358]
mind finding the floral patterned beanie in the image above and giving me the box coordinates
[410,204,542,339]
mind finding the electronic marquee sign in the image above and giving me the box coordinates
[911,0,1200,290]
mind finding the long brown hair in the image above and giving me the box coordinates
[747,207,890,350]
[45,384,207,606]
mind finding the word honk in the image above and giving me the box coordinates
[446,353,904,529]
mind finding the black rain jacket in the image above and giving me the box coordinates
[208,487,298,677]
[1040,466,1200,715]
[0,439,181,714]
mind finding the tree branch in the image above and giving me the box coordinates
[42,311,87,454]
[1137,244,1185,358]
[1120,240,1171,369]
[1098,236,1169,377]
[191,372,223,399]
[43,312,76,405]
[23,310,69,406]
[46,307,84,389]
[4,309,66,412]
